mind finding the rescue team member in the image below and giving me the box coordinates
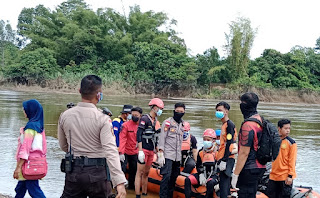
[267,119,297,198]
[119,107,143,190]
[58,75,126,198]
[215,129,221,146]
[231,92,265,198]
[158,102,186,198]
[181,121,198,174]
[112,104,133,147]
[215,101,238,198]
[135,98,164,198]
[184,129,219,198]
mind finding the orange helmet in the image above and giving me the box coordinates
[203,128,216,139]
[148,98,164,109]
[184,121,191,131]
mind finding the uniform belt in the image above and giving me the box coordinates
[73,157,106,166]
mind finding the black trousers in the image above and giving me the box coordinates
[182,157,196,174]
[61,165,112,198]
[237,168,265,198]
[121,154,138,189]
[267,179,292,198]
[159,159,180,198]
[219,171,231,198]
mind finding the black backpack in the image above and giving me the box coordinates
[244,117,282,165]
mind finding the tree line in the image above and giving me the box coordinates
[0,0,320,94]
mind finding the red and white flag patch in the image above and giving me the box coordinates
[141,121,145,125]
[165,120,171,127]
[113,127,118,131]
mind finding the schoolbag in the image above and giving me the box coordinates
[244,117,282,165]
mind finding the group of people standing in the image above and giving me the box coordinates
[13,74,297,198]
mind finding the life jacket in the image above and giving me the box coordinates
[199,150,216,179]
[142,115,160,145]
[181,135,191,151]
[199,150,216,166]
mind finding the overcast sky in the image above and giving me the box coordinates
[1,0,319,58]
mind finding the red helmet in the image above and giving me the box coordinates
[183,121,191,131]
[203,128,216,139]
[148,98,164,109]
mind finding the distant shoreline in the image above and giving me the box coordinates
[1,83,320,104]
[0,193,13,198]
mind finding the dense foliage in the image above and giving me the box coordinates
[0,0,320,93]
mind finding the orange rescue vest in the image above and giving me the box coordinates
[199,150,216,166]
[181,135,191,151]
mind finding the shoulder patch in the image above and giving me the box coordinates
[227,133,232,140]
[141,121,145,125]
[113,127,118,131]
[165,120,171,126]
[286,136,296,145]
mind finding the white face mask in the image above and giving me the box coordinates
[216,140,221,145]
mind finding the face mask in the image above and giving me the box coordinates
[132,116,139,123]
[216,140,220,145]
[240,102,257,119]
[156,109,163,117]
[97,92,103,103]
[127,114,132,120]
[215,111,224,119]
[173,110,185,122]
[183,132,189,140]
[203,141,213,149]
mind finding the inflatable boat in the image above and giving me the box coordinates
[145,162,320,198]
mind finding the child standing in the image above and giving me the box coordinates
[13,99,47,198]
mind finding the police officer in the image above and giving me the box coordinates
[113,104,133,147]
[158,102,186,198]
[58,75,126,198]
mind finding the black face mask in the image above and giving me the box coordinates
[173,110,185,123]
[240,103,257,119]
[132,116,139,123]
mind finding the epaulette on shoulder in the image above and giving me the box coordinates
[286,136,296,145]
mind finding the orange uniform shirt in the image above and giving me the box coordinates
[216,120,237,161]
[270,136,297,181]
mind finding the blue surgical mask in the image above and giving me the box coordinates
[127,114,132,120]
[203,141,213,149]
[157,109,163,116]
[215,111,224,119]
[98,92,103,103]
[216,140,221,145]
[183,132,189,140]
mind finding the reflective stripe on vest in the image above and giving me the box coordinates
[181,135,191,151]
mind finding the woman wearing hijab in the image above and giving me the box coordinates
[13,99,47,198]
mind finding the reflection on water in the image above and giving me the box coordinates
[0,90,320,197]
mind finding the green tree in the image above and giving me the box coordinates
[224,16,257,80]
[0,20,16,67]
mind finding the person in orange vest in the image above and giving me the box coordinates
[119,107,143,190]
[181,121,198,174]
[184,129,219,198]
[267,119,297,198]
[135,98,164,198]
[215,101,238,198]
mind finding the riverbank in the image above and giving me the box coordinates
[1,82,320,104]
[0,194,12,198]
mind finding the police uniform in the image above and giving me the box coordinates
[158,117,184,198]
[58,102,126,198]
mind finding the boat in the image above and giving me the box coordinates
[144,156,320,198]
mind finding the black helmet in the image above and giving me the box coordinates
[102,107,113,117]
[66,102,75,109]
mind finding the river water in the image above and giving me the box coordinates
[0,90,319,197]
